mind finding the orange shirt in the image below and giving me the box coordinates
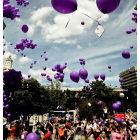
[58,128,65,138]
[10,128,16,138]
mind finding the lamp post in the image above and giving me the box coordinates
[120,93,125,119]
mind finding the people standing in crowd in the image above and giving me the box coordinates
[66,130,73,140]
[32,116,38,132]
[3,122,9,140]
[21,126,28,140]
[127,109,134,118]
[103,107,108,120]
[8,123,17,140]
[66,112,71,121]
[34,123,43,140]
[58,125,65,140]
[41,126,52,140]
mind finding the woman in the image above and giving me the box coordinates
[41,126,52,140]
[8,123,17,140]
[74,127,82,140]
[128,129,137,140]
[21,126,28,140]
[34,123,43,140]
[96,132,102,140]
[86,122,92,134]
[86,127,94,140]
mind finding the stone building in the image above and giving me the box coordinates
[3,55,13,72]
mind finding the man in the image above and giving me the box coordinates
[32,116,38,132]
[67,130,73,140]
[58,125,65,140]
[127,109,133,118]
[103,107,108,120]
[92,120,97,131]
[66,112,70,121]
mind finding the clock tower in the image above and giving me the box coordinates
[3,55,13,72]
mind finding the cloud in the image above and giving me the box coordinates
[15,18,22,22]
[18,57,31,65]
[27,0,109,44]
[105,76,120,82]
[52,46,60,50]
[27,25,36,37]
[28,68,56,82]
[77,45,82,49]
[29,7,53,23]
[61,82,69,86]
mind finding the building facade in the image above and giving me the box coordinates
[119,66,137,87]
[3,55,13,72]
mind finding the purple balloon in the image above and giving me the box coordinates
[21,25,28,33]
[27,78,30,82]
[100,74,105,81]
[108,65,111,69]
[59,106,63,110]
[126,30,132,34]
[30,66,33,68]
[132,12,137,16]
[28,75,31,78]
[34,61,37,64]
[116,101,121,107]
[31,63,33,65]
[112,103,119,111]
[54,74,59,79]
[43,67,46,70]
[96,0,120,14]
[119,78,123,83]
[41,55,43,57]
[87,86,91,91]
[130,46,133,49]
[51,0,77,14]
[26,133,38,140]
[80,62,83,65]
[52,68,56,71]
[132,17,137,21]
[60,73,64,78]
[24,55,26,57]
[65,62,67,65]
[44,51,46,54]
[79,68,88,80]
[101,120,104,123]
[94,74,99,80]
[16,41,23,49]
[129,69,132,73]
[7,113,11,117]
[122,50,130,59]
[81,21,85,25]
[70,71,79,83]
[101,123,105,126]
[24,1,29,6]
[131,28,136,32]
[116,117,122,124]
[85,78,89,83]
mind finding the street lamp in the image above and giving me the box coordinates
[120,93,125,119]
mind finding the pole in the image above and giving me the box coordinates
[122,98,125,120]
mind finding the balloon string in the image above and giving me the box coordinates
[65,11,76,28]
[77,9,100,25]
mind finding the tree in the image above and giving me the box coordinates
[13,78,51,126]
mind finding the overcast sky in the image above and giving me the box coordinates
[3,0,137,89]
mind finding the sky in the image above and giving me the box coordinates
[2,0,137,89]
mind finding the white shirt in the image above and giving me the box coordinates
[104,109,107,113]
[66,114,70,119]
[33,119,37,125]
[86,124,92,133]
[92,123,97,130]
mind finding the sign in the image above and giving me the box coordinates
[94,25,105,37]
[113,114,130,120]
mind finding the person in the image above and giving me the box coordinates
[127,109,133,118]
[96,132,102,140]
[66,112,70,121]
[34,123,43,140]
[86,127,94,140]
[21,126,28,140]
[86,122,92,134]
[74,127,82,140]
[8,123,17,140]
[66,130,73,140]
[92,120,97,131]
[43,120,47,135]
[3,122,9,140]
[41,126,52,140]
[32,116,38,132]
[58,125,65,140]
[103,107,108,120]
[128,129,137,140]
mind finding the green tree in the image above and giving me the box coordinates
[13,78,51,125]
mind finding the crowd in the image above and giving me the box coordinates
[3,111,137,140]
